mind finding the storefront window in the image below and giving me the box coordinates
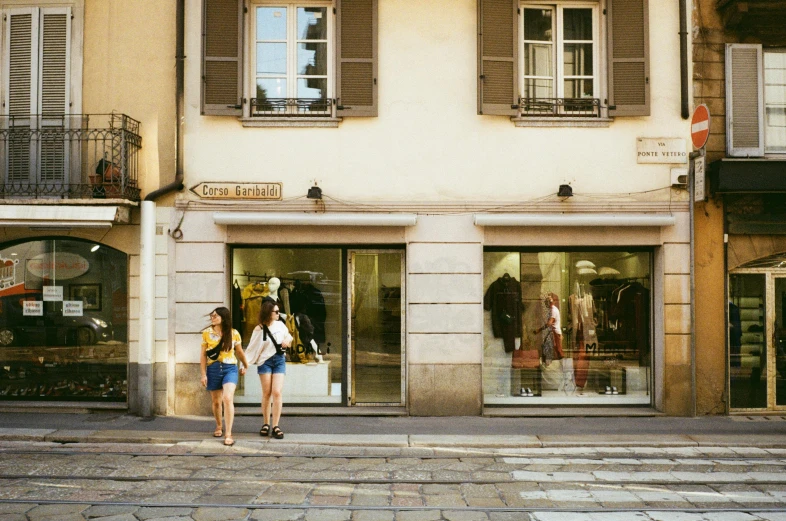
[232,247,344,404]
[483,250,651,405]
[729,274,767,409]
[0,239,128,401]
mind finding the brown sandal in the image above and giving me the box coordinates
[224,437,235,446]
[213,428,223,437]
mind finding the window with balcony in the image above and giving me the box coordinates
[478,0,650,120]
[251,4,333,116]
[726,45,786,157]
[520,4,599,117]
[201,0,377,121]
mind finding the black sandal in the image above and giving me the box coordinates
[259,424,270,437]
[271,425,284,440]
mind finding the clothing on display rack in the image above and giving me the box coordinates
[483,273,522,353]
[241,281,269,343]
[569,285,596,389]
[290,281,327,345]
[609,281,650,365]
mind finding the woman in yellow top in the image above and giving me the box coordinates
[200,306,248,446]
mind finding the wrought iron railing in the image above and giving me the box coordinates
[250,98,333,117]
[519,97,601,117]
[0,113,142,201]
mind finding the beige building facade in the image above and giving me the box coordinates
[0,0,699,417]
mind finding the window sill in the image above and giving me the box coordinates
[240,117,342,128]
[512,117,612,128]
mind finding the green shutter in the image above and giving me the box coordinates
[336,0,378,117]
[607,0,649,117]
[477,0,518,116]
[201,0,243,116]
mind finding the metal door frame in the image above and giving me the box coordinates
[346,249,406,406]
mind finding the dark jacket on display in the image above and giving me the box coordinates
[483,274,522,352]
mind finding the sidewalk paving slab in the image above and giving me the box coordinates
[410,436,540,448]
[688,434,786,448]
[0,428,54,441]
[538,435,697,447]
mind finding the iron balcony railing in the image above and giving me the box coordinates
[519,97,601,118]
[0,113,141,201]
[250,98,333,117]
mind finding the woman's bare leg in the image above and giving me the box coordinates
[222,383,236,440]
[270,373,284,427]
[210,389,223,433]
[259,373,272,425]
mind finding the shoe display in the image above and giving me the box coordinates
[604,386,612,395]
[612,386,619,395]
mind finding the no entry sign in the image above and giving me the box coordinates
[691,104,710,149]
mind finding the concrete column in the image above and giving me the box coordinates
[137,200,156,417]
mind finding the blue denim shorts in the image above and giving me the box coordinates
[257,353,287,375]
[206,361,239,391]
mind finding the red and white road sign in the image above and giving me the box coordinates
[691,104,710,149]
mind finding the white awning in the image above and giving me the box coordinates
[474,213,676,227]
[213,212,418,227]
[0,205,126,227]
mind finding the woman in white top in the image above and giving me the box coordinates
[534,292,564,359]
[252,299,292,439]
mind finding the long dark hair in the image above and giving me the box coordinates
[210,306,233,351]
[259,299,277,327]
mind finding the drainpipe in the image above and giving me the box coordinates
[138,0,185,416]
[679,0,690,119]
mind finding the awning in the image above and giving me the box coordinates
[0,205,127,227]
[474,213,675,227]
[710,159,786,193]
[213,212,418,227]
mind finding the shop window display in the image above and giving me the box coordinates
[483,250,651,405]
[0,239,128,401]
[232,248,343,404]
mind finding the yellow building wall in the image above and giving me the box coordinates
[82,0,177,197]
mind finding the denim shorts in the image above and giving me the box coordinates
[257,353,287,375]
[206,361,239,391]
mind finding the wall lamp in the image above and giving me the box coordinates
[557,184,573,198]
[307,185,323,199]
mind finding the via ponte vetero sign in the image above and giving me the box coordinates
[190,182,282,200]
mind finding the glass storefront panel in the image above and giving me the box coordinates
[0,239,128,401]
[232,247,344,404]
[776,278,786,407]
[483,250,651,405]
[350,251,403,405]
[729,274,767,409]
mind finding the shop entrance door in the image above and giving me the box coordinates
[348,250,404,406]
[729,272,786,411]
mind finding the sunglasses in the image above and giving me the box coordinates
[273,309,280,314]
[209,313,219,318]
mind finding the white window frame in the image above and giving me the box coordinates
[763,48,786,155]
[519,1,600,114]
[247,1,334,117]
[0,0,83,116]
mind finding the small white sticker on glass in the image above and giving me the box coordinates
[273,11,282,17]
[314,12,322,18]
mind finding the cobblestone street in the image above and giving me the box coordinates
[0,439,785,521]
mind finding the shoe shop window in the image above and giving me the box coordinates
[0,239,128,401]
[483,249,652,406]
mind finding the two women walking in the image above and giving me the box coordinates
[200,300,290,443]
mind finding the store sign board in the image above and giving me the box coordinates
[23,301,43,316]
[636,138,688,164]
[63,300,83,317]
[27,252,89,280]
[43,286,63,301]
[190,182,282,200]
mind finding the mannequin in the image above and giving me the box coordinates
[268,277,281,301]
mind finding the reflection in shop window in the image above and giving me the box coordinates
[232,248,343,405]
[483,250,651,405]
[0,239,128,401]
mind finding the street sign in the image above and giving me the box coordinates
[693,155,706,202]
[189,182,282,200]
[691,104,710,149]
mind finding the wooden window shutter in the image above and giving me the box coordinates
[607,0,649,117]
[477,0,517,116]
[201,0,243,116]
[39,8,70,116]
[726,44,764,157]
[336,0,378,117]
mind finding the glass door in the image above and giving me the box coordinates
[774,277,786,407]
[729,272,786,411]
[348,250,404,405]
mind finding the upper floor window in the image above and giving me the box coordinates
[764,50,786,154]
[478,0,650,119]
[201,0,377,120]
[251,4,333,116]
[726,45,786,156]
[521,4,599,116]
